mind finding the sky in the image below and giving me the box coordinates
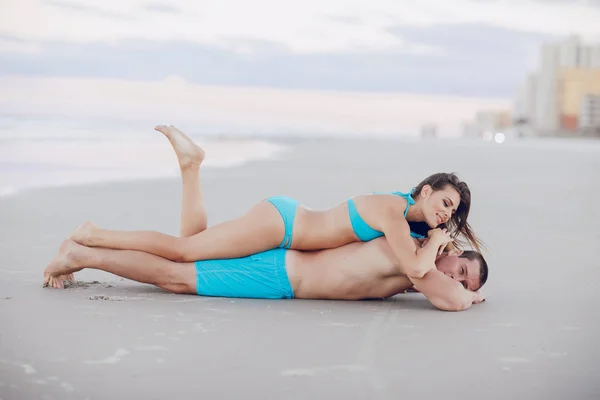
[1,0,599,136]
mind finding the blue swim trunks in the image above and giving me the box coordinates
[194,248,294,299]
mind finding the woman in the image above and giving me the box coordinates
[70,125,483,279]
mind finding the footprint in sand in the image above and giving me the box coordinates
[64,280,113,289]
[88,295,147,301]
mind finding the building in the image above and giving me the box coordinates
[462,110,512,139]
[420,124,438,139]
[513,74,537,125]
[513,35,600,135]
[580,94,600,130]
[558,68,600,130]
[534,44,560,131]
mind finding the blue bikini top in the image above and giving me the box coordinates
[347,189,427,242]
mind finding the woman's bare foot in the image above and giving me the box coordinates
[70,220,96,246]
[43,240,88,289]
[155,125,205,169]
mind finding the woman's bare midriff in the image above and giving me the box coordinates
[290,202,358,250]
[285,238,414,300]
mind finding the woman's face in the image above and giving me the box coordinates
[419,184,461,228]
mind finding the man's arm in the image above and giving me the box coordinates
[409,270,484,312]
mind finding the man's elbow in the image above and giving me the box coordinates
[407,271,426,280]
[406,266,429,280]
[432,297,472,312]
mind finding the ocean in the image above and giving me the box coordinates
[1,113,599,198]
[0,114,288,197]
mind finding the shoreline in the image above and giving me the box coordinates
[0,136,290,199]
[3,134,599,200]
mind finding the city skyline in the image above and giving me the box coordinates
[514,35,600,134]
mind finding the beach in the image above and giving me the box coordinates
[1,136,599,399]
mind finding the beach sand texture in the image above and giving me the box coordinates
[1,137,599,399]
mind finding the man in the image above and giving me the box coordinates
[43,125,488,311]
[44,235,487,311]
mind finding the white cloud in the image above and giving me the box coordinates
[0,37,42,53]
[1,0,599,54]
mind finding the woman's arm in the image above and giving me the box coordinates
[376,205,450,279]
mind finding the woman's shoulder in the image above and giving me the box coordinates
[364,193,410,216]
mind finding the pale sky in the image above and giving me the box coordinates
[1,0,599,135]
[2,0,600,53]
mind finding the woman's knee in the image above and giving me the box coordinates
[173,238,195,262]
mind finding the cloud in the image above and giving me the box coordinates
[535,0,600,7]
[142,2,181,14]
[0,21,555,98]
[388,22,556,69]
[0,0,596,98]
[44,0,136,20]
[0,35,42,54]
[321,15,365,25]
[1,0,598,52]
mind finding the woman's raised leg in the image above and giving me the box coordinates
[155,125,208,237]
[69,125,287,262]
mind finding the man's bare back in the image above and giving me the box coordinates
[288,237,413,300]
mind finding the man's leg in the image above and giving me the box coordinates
[43,240,196,294]
[155,125,208,237]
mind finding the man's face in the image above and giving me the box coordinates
[435,254,481,291]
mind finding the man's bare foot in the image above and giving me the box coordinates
[155,125,205,169]
[43,240,87,289]
[70,220,96,246]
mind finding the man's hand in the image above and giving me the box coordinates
[473,291,486,304]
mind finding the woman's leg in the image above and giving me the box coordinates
[71,200,285,262]
[155,125,208,238]
[44,240,196,294]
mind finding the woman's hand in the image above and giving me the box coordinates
[427,228,453,255]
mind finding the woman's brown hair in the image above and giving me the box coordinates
[410,172,485,252]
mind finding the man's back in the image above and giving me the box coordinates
[288,237,414,300]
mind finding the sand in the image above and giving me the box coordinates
[0,137,599,399]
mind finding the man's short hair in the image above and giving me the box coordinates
[459,250,488,290]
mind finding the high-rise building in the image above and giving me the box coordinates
[534,44,560,131]
[514,74,537,124]
[580,94,600,129]
[558,68,600,130]
[559,35,580,67]
[592,46,600,68]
